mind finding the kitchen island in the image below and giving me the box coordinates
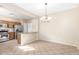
[17,32,38,45]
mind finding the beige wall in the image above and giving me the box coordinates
[21,18,39,32]
[32,18,39,32]
[39,6,79,48]
[32,18,39,40]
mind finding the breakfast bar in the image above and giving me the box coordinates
[17,32,38,45]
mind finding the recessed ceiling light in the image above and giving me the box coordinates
[10,13,14,15]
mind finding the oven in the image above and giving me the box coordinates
[0,30,9,42]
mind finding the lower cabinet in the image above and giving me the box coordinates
[8,32,15,40]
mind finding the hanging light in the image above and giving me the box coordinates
[40,3,52,22]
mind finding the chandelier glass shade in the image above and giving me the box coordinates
[40,3,52,22]
[40,16,52,22]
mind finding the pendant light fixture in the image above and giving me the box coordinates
[40,3,52,22]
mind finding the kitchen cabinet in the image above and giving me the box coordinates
[7,24,14,28]
[9,32,15,40]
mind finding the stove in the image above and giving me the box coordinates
[0,30,9,42]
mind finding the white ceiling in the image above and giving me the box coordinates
[0,3,78,20]
[0,6,32,20]
[15,3,78,16]
[0,3,35,20]
[0,7,20,19]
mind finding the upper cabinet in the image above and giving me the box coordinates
[0,23,7,28]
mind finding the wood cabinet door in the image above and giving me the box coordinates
[9,32,15,40]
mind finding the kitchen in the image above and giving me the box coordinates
[0,18,21,42]
[0,17,38,46]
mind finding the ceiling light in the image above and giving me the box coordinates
[40,3,52,22]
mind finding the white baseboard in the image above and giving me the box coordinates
[40,39,78,48]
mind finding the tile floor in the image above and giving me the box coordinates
[0,40,79,55]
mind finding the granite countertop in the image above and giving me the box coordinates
[21,32,37,34]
